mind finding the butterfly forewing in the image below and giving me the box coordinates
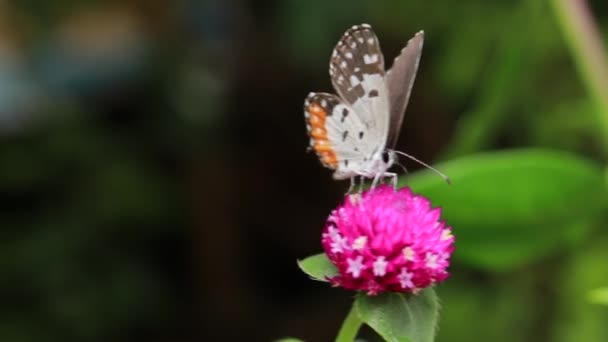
[329,24,385,104]
[328,24,391,161]
[385,31,424,149]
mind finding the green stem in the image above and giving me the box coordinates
[549,0,608,155]
[335,304,362,342]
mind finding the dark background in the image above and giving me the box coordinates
[1,1,608,341]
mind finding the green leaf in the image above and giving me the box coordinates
[355,289,439,342]
[403,148,607,271]
[297,253,337,281]
[274,338,305,342]
[588,288,608,305]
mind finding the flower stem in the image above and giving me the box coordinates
[549,0,608,155]
[335,304,362,342]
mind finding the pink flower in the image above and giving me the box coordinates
[321,185,455,295]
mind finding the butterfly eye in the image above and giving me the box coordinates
[382,150,392,164]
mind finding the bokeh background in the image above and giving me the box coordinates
[1,0,608,341]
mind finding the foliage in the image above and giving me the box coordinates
[1,0,608,341]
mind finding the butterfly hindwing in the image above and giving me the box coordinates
[304,92,377,179]
[385,31,424,149]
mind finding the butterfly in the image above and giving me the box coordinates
[304,24,448,191]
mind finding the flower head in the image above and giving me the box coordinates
[321,185,454,295]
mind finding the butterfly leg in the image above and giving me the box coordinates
[371,173,382,189]
[371,172,397,189]
[358,175,366,193]
[346,177,356,194]
[385,172,398,189]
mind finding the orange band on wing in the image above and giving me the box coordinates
[307,103,338,168]
[311,127,327,139]
[321,153,338,166]
[314,144,333,153]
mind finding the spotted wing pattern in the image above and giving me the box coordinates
[329,24,385,105]
[327,25,391,173]
[385,31,424,148]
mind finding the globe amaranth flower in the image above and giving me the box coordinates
[322,185,455,295]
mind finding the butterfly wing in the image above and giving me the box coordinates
[385,31,424,149]
[328,24,390,159]
[304,92,377,179]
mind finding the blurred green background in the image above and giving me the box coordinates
[1,0,607,341]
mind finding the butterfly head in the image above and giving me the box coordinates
[364,148,396,177]
[382,149,397,169]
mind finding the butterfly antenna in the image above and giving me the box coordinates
[392,150,451,184]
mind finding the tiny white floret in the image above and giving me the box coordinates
[352,236,367,250]
[373,256,388,276]
[346,256,365,278]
